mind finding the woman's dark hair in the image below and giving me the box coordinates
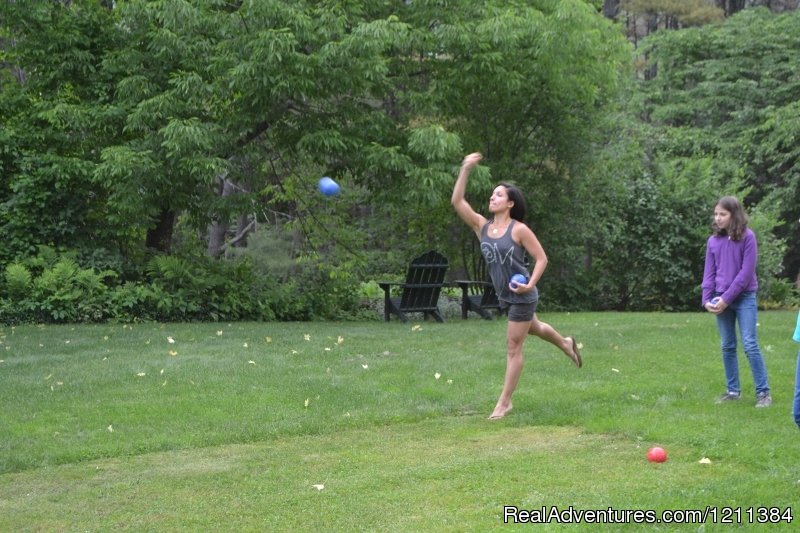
[498,182,527,222]
[713,195,748,241]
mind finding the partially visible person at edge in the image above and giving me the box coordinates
[451,152,582,420]
[701,196,771,408]
[792,311,800,427]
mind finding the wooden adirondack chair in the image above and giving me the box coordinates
[378,251,449,323]
[455,259,502,320]
[454,241,528,319]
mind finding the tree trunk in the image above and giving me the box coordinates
[718,0,746,16]
[145,209,176,253]
[234,214,251,248]
[603,0,620,20]
[206,178,238,257]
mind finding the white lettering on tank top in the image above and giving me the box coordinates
[480,242,515,265]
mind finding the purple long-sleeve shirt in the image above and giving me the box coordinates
[701,228,759,307]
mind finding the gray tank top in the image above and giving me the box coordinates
[480,220,537,305]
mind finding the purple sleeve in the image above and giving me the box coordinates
[700,237,716,307]
[721,230,757,304]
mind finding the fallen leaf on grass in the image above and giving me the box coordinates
[699,457,712,464]
[612,368,620,373]
[361,364,368,369]
[248,360,256,365]
[169,350,177,357]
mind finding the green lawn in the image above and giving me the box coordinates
[1,311,798,531]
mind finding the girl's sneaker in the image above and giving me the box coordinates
[755,392,772,408]
[715,391,741,403]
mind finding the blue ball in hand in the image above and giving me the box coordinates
[510,273,528,288]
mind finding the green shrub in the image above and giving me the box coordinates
[1,242,384,323]
[145,254,264,322]
[4,263,32,301]
[32,257,110,323]
[107,282,159,322]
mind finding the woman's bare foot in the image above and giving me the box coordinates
[565,337,582,368]
[488,402,513,420]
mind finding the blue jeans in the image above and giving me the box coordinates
[794,351,800,428]
[714,291,770,396]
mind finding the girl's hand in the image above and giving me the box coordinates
[705,297,727,314]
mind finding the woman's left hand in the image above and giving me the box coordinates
[509,281,533,294]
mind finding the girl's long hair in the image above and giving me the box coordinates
[713,196,748,241]
[498,182,527,223]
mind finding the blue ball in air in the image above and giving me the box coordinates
[318,177,340,196]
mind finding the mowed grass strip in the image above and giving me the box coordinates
[1,312,799,531]
[0,419,765,532]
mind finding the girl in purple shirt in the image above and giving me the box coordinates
[701,196,771,407]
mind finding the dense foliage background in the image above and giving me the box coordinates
[1,0,798,323]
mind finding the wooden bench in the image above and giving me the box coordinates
[378,250,449,323]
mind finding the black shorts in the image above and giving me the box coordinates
[500,301,538,322]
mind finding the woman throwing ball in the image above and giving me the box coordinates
[452,152,582,420]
